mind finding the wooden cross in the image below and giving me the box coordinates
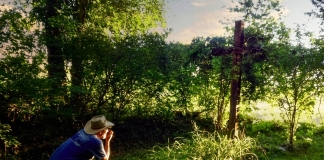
[212,20,244,138]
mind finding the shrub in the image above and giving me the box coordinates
[0,123,20,159]
[312,124,324,136]
[250,120,286,136]
[147,123,259,160]
[296,122,316,137]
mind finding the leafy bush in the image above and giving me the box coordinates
[147,123,259,160]
[250,120,286,136]
[0,123,20,159]
[238,114,258,132]
[254,132,286,159]
[312,124,324,136]
[248,121,287,159]
[294,122,316,151]
[296,122,316,137]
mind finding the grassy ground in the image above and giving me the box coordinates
[108,117,217,159]
[110,118,324,160]
[269,135,324,160]
[8,115,324,160]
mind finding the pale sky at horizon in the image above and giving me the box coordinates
[164,0,322,44]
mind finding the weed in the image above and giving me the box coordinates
[146,123,259,160]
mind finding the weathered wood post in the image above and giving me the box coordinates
[228,20,244,138]
[211,20,244,138]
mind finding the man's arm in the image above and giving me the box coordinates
[102,130,113,160]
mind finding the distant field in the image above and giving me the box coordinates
[247,100,324,125]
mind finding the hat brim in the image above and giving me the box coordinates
[84,120,114,134]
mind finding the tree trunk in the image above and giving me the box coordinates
[71,55,84,113]
[45,0,66,102]
[216,84,227,131]
[288,105,297,150]
[215,57,230,131]
[288,121,295,150]
[70,0,89,114]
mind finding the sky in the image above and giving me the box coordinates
[163,0,322,44]
[0,0,321,45]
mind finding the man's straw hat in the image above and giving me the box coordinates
[84,115,114,134]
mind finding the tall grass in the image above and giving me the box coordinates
[147,124,258,160]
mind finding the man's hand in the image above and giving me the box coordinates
[103,130,113,160]
[105,130,113,142]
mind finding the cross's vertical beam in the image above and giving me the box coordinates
[228,20,244,138]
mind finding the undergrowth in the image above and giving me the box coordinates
[5,115,324,160]
[113,119,324,160]
[146,123,259,160]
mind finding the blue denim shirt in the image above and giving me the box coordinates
[50,129,106,160]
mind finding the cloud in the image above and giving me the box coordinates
[165,0,247,44]
[166,10,231,44]
[192,2,207,7]
[191,0,219,7]
[279,6,290,16]
[165,0,320,44]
